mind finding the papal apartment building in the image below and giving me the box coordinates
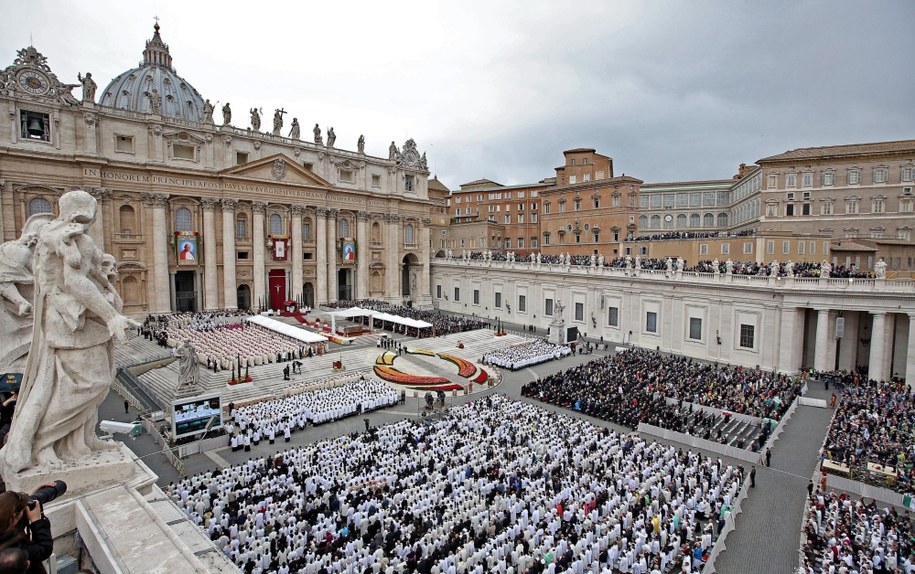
[0,25,438,315]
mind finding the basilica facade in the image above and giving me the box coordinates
[0,25,436,315]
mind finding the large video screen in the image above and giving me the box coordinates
[172,393,222,438]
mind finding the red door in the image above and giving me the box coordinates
[268,270,286,311]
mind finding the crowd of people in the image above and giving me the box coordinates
[325,300,489,337]
[626,230,754,243]
[225,379,399,451]
[521,349,801,451]
[161,321,326,372]
[685,260,874,279]
[481,339,571,371]
[169,395,744,574]
[801,489,913,573]
[822,375,915,495]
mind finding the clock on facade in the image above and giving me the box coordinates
[17,70,50,95]
[664,214,673,222]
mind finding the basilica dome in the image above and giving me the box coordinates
[99,24,205,122]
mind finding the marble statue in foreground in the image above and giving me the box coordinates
[0,190,135,474]
[0,213,53,373]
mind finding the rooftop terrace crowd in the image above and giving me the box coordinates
[626,230,755,242]
[169,395,744,574]
[446,252,874,278]
[325,300,489,336]
[801,489,913,573]
[822,374,915,495]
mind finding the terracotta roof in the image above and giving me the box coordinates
[563,148,597,154]
[428,177,450,192]
[758,140,915,163]
[459,178,502,188]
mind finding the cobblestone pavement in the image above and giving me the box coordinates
[713,385,835,574]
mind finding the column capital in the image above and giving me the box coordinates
[316,207,329,218]
[871,310,888,317]
[290,204,305,217]
[142,192,169,208]
[356,210,370,222]
[88,187,111,202]
[200,197,221,211]
[385,213,401,223]
[220,198,239,212]
[252,201,268,214]
[421,217,432,227]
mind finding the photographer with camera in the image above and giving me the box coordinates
[0,483,58,574]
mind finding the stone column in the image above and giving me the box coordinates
[143,193,171,313]
[813,308,831,372]
[326,208,338,302]
[315,208,328,304]
[420,218,431,296]
[777,306,799,373]
[87,187,110,250]
[291,205,304,304]
[252,201,267,311]
[221,199,238,309]
[868,312,887,382]
[356,211,369,299]
[906,314,915,389]
[385,214,401,300]
[201,198,220,310]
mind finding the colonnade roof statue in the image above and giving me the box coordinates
[0,190,136,475]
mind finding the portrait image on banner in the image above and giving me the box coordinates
[271,236,288,261]
[175,232,199,265]
[340,238,356,263]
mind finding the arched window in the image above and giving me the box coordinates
[339,218,350,237]
[119,205,137,235]
[638,215,648,229]
[28,197,52,217]
[703,213,714,227]
[717,212,729,227]
[690,213,700,227]
[650,215,661,229]
[269,213,283,235]
[175,207,192,232]
[676,214,687,228]
[302,219,312,241]
[404,223,415,244]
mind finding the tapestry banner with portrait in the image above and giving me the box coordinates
[271,235,288,261]
[175,231,199,266]
[339,238,356,264]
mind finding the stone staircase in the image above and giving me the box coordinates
[134,328,527,407]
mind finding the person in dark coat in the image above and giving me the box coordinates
[0,490,53,574]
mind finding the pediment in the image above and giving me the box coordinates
[220,154,331,187]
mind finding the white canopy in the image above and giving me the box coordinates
[328,307,433,330]
[328,307,375,320]
[371,312,433,329]
[245,315,328,344]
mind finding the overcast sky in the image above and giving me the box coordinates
[3,1,914,189]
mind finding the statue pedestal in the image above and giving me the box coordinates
[2,443,136,502]
[548,321,564,345]
[174,385,199,400]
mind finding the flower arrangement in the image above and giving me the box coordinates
[438,353,476,378]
